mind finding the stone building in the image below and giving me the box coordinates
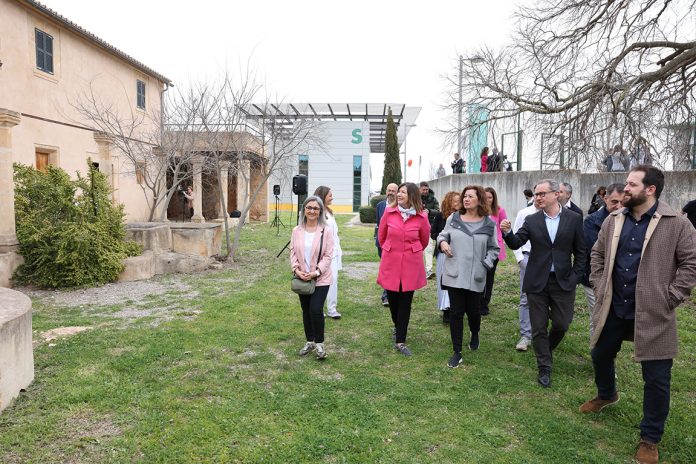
[0,0,267,286]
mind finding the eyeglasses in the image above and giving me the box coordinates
[305,206,320,212]
[533,191,556,198]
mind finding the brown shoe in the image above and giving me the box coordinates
[635,440,658,464]
[579,393,620,413]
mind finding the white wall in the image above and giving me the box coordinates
[268,121,370,213]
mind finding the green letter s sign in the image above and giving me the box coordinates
[351,129,363,144]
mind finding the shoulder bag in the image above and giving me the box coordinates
[291,228,324,295]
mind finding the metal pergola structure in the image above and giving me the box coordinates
[239,103,421,152]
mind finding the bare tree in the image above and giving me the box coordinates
[235,102,324,261]
[72,81,201,221]
[443,0,696,170]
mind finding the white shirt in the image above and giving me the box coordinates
[325,213,342,270]
[512,204,537,263]
[303,231,316,272]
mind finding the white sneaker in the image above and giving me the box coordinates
[327,310,341,320]
[516,337,531,352]
[315,343,327,360]
[299,342,316,356]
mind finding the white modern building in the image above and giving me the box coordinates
[243,103,420,215]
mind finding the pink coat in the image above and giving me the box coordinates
[290,225,334,286]
[377,207,431,292]
[490,207,508,262]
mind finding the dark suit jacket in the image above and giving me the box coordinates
[375,200,388,250]
[503,208,586,293]
[567,201,583,218]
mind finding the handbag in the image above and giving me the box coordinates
[291,228,324,295]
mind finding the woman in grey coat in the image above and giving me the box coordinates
[437,185,499,368]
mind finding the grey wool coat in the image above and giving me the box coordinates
[589,201,696,361]
[437,213,499,293]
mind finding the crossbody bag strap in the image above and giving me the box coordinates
[316,228,325,266]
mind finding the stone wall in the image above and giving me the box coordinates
[428,170,696,222]
[0,287,34,413]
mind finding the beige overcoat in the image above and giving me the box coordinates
[589,201,696,361]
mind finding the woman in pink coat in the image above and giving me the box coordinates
[480,186,507,315]
[480,147,489,173]
[290,196,334,360]
[377,182,431,356]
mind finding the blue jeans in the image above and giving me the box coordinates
[591,308,673,443]
[518,255,531,339]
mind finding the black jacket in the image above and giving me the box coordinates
[503,208,586,293]
[581,207,610,286]
[567,201,584,218]
[421,190,440,225]
[430,212,447,256]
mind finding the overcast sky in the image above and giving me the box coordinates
[42,0,521,189]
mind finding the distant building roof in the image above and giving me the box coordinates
[21,0,172,85]
[241,103,421,153]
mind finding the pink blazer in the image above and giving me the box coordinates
[490,207,508,262]
[377,207,431,292]
[290,225,335,286]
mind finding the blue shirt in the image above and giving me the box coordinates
[612,202,659,319]
[543,206,562,272]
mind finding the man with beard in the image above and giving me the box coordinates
[376,183,398,306]
[580,165,696,464]
[581,183,625,332]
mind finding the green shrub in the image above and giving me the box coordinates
[358,206,377,224]
[13,161,142,288]
[370,195,386,208]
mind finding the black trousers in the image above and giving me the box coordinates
[480,258,499,313]
[526,274,575,369]
[387,288,414,344]
[591,308,673,443]
[447,287,482,353]
[299,285,329,343]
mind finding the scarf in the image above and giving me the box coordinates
[398,205,417,222]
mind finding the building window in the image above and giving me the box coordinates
[136,162,146,184]
[137,80,146,109]
[35,28,54,74]
[35,151,50,172]
[353,155,362,212]
[298,154,308,205]
[298,154,308,176]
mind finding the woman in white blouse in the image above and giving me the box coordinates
[314,186,343,319]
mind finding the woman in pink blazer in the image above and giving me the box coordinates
[480,186,508,315]
[377,182,431,356]
[290,196,335,360]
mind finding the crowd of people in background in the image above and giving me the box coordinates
[288,164,696,464]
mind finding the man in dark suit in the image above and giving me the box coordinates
[376,183,398,306]
[559,182,583,217]
[500,179,586,388]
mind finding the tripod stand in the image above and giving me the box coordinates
[270,194,285,235]
[276,195,302,258]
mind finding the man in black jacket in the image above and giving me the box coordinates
[581,183,625,333]
[559,182,583,217]
[501,179,586,388]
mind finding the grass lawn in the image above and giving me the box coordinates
[1,214,695,463]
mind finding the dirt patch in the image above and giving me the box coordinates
[41,326,92,341]
[21,277,195,307]
[342,262,379,280]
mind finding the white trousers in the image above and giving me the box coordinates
[326,257,339,315]
[424,239,434,273]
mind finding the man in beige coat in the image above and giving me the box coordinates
[580,165,696,464]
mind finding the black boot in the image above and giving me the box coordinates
[442,309,450,324]
[469,332,480,351]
